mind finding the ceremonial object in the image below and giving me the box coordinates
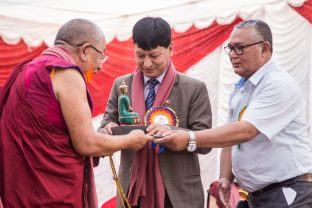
[144,106,179,153]
[144,106,178,126]
[118,81,140,125]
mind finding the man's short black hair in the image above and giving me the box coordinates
[132,17,171,50]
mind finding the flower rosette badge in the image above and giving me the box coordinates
[144,106,179,154]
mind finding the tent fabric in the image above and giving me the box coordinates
[101,196,115,208]
[0,38,47,87]
[0,0,312,207]
[0,0,306,46]
[290,0,312,23]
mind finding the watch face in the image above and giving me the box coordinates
[187,144,196,152]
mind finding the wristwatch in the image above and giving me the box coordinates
[186,131,196,152]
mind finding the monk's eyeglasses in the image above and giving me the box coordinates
[76,42,108,63]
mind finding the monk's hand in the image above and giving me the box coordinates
[153,130,189,151]
[218,178,232,208]
[128,129,154,151]
[98,122,119,135]
[146,123,171,138]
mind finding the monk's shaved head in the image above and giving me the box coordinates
[54,18,104,46]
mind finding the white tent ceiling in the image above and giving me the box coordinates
[0,0,306,46]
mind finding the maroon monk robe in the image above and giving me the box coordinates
[0,46,97,208]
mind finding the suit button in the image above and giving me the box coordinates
[129,168,132,172]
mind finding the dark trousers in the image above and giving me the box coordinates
[248,181,312,208]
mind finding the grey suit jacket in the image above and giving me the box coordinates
[99,71,212,208]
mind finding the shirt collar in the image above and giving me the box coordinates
[235,58,275,88]
[248,59,274,86]
[235,77,246,89]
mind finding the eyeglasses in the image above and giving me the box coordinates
[89,44,103,56]
[77,42,108,63]
[224,41,264,55]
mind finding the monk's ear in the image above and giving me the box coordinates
[78,43,90,62]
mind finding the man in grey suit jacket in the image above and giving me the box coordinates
[98,17,212,208]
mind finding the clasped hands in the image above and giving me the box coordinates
[98,122,190,151]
